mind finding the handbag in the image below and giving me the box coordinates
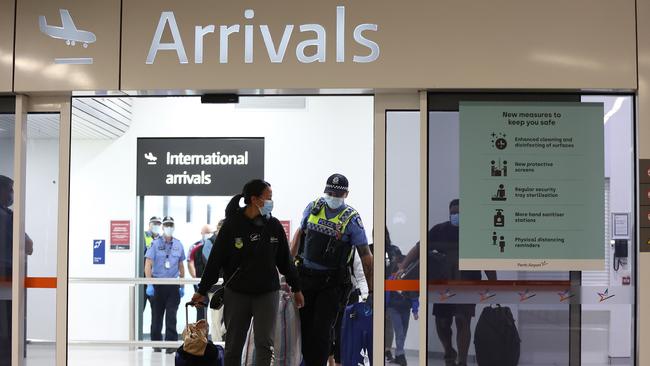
[209,268,240,310]
[182,302,210,356]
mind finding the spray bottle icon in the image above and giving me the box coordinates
[494,209,505,227]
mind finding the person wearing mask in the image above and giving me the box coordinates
[188,224,215,322]
[0,175,33,366]
[202,220,227,341]
[191,179,304,366]
[290,173,374,366]
[398,199,496,366]
[144,216,186,354]
[145,216,163,250]
[142,216,162,313]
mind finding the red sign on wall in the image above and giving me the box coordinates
[110,220,131,250]
[279,220,291,243]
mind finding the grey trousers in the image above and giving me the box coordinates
[224,288,280,366]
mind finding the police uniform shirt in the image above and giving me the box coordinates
[299,202,368,270]
[145,237,186,278]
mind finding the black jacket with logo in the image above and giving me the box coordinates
[197,209,301,295]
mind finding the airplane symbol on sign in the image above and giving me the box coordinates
[144,153,158,165]
[39,9,96,65]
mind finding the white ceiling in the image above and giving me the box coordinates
[0,97,132,140]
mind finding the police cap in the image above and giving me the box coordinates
[324,173,349,194]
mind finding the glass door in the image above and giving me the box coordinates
[5,95,71,366]
[423,93,636,366]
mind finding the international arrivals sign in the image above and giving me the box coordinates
[136,137,265,196]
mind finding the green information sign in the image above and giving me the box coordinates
[459,102,604,271]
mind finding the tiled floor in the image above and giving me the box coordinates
[24,345,633,366]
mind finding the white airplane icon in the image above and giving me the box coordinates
[144,153,158,165]
[39,9,96,48]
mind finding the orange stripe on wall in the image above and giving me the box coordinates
[385,280,419,291]
[385,279,572,292]
[24,277,57,289]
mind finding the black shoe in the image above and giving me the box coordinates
[153,348,162,353]
[165,348,175,354]
[443,348,457,366]
[394,354,407,366]
[385,350,394,362]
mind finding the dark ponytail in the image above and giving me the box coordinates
[225,179,271,218]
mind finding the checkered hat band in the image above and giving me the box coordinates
[326,184,348,191]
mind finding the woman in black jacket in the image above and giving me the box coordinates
[192,179,304,366]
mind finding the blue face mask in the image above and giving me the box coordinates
[259,199,274,218]
[323,195,345,210]
[450,213,459,227]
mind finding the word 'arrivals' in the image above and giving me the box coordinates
[146,6,380,65]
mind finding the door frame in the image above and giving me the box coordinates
[12,91,428,366]
[12,95,71,366]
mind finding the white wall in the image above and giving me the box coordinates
[68,96,374,340]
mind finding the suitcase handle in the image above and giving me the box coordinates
[185,301,207,325]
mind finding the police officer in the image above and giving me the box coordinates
[192,179,304,366]
[292,174,374,366]
[145,216,163,250]
[144,216,186,354]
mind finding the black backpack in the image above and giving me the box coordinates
[474,305,521,366]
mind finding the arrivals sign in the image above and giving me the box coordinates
[137,137,264,196]
[459,102,604,271]
[8,0,638,91]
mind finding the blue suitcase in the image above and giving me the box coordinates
[340,301,372,366]
[175,342,224,366]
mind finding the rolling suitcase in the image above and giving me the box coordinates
[340,301,372,366]
[176,302,225,366]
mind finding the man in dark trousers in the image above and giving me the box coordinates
[144,216,186,354]
[399,199,496,366]
[291,174,373,366]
